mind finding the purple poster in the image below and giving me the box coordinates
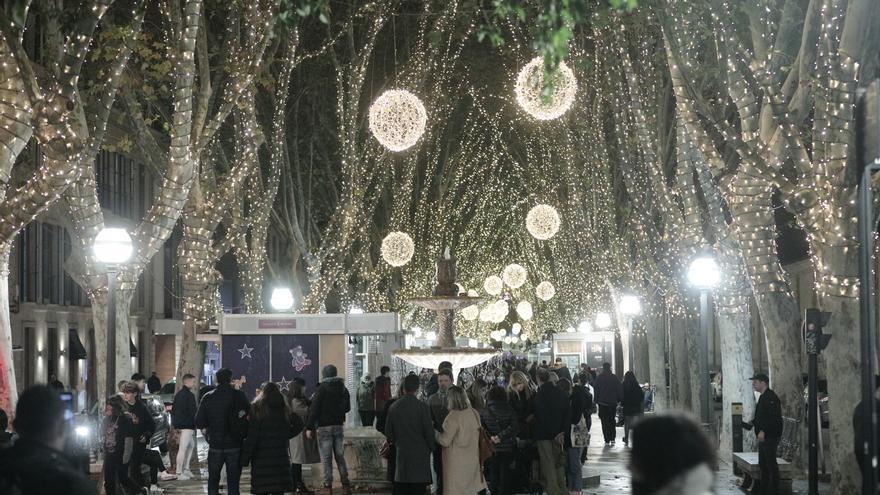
[221,334,270,400]
[271,334,319,396]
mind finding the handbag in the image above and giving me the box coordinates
[571,417,590,448]
[474,411,494,464]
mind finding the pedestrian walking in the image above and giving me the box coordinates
[481,385,518,495]
[630,414,715,495]
[172,373,198,480]
[102,395,138,495]
[622,371,645,446]
[559,379,589,495]
[289,381,320,494]
[375,366,392,430]
[195,368,251,495]
[147,372,162,395]
[593,363,622,445]
[384,374,435,495]
[574,373,594,464]
[306,364,352,495]
[357,374,376,427]
[533,368,569,495]
[426,368,453,495]
[123,379,156,489]
[743,373,783,495]
[434,385,487,495]
[242,382,303,495]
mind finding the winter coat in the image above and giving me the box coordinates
[195,383,251,449]
[147,375,162,394]
[572,384,594,430]
[565,386,591,449]
[481,399,518,452]
[533,382,569,441]
[509,390,535,439]
[554,365,572,383]
[357,380,375,411]
[435,408,487,495]
[130,396,156,441]
[241,411,300,494]
[752,388,783,439]
[171,386,197,430]
[289,398,320,465]
[0,439,97,495]
[307,377,351,429]
[375,375,392,411]
[622,381,645,416]
[384,394,434,484]
[427,390,450,431]
[594,371,623,406]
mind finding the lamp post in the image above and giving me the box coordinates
[687,254,721,428]
[93,228,133,398]
[619,295,641,373]
[270,287,295,312]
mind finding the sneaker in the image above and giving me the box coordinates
[149,485,165,494]
[604,442,610,446]
[610,440,616,446]
[177,471,192,481]
[158,471,178,482]
[341,484,353,495]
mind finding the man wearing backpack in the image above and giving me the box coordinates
[196,368,250,495]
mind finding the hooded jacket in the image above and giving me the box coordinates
[480,399,518,452]
[307,377,351,428]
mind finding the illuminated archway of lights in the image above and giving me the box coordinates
[381,231,415,267]
[526,204,561,240]
[514,57,577,120]
[368,90,428,151]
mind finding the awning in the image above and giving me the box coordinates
[68,329,87,360]
[129,338,138,358]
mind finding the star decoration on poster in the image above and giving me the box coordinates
[290,346,312,372]
[277,376,291,392]
[238,343,254,359]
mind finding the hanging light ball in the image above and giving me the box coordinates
[479,306,493,322]
[535,281,556,301]
[512,323,522,335]
[467,289,479,297]
[484,275,503,295]
[514,57,577,120]
[526,204,561,240]
[368,89,427,151]
[516,300,533,321]
[461,305,479,321]
[381,231,415,267]
[502,264,528,288]
[490,300,508,323]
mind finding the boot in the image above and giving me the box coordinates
[317,486,333,495]
[341,484,353,495]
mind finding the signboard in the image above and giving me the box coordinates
[258,319,297,329]
[220,333,320,399]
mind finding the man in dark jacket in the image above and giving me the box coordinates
[124,378,156,488]
[375,365,392,429]
[534,367,569,495]
[426,368,453,495]
[385,374,436,495]
[424,360,453,398]
[306,364,352,495]
[553,358,573,383]
[147,371,162,394]
[172,373,198,479]
[196,368,250,495]
[743,373,783,495]
[593,362,622,445]
[0,385,96,495]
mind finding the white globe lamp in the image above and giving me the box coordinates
[94,228,133,264]
[595,312,612,329]
[270,287,295,311]
[687,255,722,290]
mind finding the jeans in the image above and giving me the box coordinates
[565,447,583,491]
[208,448,242,495]
[536,439,567,495]
[317,425,350,487]
[176,429,196,474]
[758,437,780,495]
[488,450,515,495]
[597,404,617,443]
[623,414,642,443]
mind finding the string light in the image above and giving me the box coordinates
[535,281,555,301]
[484,275,503,295]
[516,300,533,320]
[368,89,428,151]
[381,231,415,267]
[526,204,561,240]
[502,263,527,288]
[514,57,577,120]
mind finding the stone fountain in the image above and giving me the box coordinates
[393,248,499,375]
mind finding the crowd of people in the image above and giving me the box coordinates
[0,356,796,495]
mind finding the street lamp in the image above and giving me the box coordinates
[270,287,295,311]
[595,311,612,329]
[687,253,721,428]
[93,228,133,398]
[619,295,641,372]
[578,320,591,333]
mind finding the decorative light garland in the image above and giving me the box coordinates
[368,89,428,151]
[484,275,503,295]
[381,231,415,267]
[514,57,577,120]
[526,204,561,240]
[502,263,527,288]
[535,281,556,301]
[516,300,533,320]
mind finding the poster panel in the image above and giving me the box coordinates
[271,334,320,396]
[221,334,270,400]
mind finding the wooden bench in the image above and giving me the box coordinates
[732,452,792,495]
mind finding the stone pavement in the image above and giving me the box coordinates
[157,424,830,494]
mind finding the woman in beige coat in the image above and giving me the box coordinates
[435,385,487,495]
[288,381,321,494]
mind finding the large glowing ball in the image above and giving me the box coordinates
[381,231,415,267]
[484,275,503,295]
[369,89,427,151]
[514,57,577,120]
[526,204,561,240]
[461,305,479,321]
[516,300,533,321]
[535,281,556,301]
[502,263,528,289]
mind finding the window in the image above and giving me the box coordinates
[18,221,89,307]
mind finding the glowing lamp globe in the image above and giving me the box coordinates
[514,57,577,120]
[619,295,641,316]
[535,281,555,301]
[502,264,528,288]
[566,326,576,333]
[381,231,415,267]
[516,301,533,321]
[687,255,722,290]
[484,275,503,295]
[461,305,479,321]
[512,323,522,335]
[595,312,612,329]
[369,89,427,151]
[270,287,295,311]
[578,320,592,333]
[526,204,561,240]
[93,228,133,264]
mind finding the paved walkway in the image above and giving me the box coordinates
[158,425,829,494]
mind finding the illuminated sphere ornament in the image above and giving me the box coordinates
[484,275,503,295]
[595,312,612,329]
[526,204,561,240]
[514,57,577,120]
[368,89,427,151]
[461,305,479,321]
[511,323,522,335]
[490,300,508,323]
[516,301,533,321]
[381,231,415,267]
[502,264,528,288]
[467,289,478,297]
[535,281,555,301]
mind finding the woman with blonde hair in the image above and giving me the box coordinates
[435,386,487,495]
